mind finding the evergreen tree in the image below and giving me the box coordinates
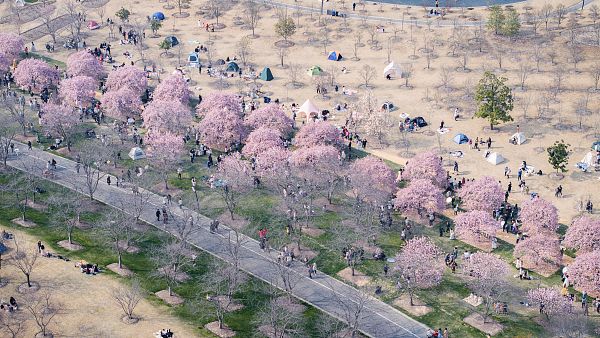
[503,8,521,37]
[474,72,514,130]
[487,5,505,35]
[547,140,570,173]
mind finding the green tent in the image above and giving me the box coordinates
[307,65,323,76]
[260,67,273,81]
[226,61,240,72]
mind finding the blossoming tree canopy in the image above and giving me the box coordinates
[348,156,396,205]
[41,102,79,139]
[394,178,445,217]
[244,103,294,136]
[0,33,25,61]
[567,250,600,296]
[105,65,147,95]
[198,109,247,151]
[519,197,559,234]
[141,100,192,134]
[457,176,504,213]
[145,130,185,189]
[527,287,570,318]
[402,150,446,187]
[563,215,600,254]
[514,234,562,269]
[293,120,342,149]
[195,91,242,117]
[101,88,142,121]
[66,50,106,80]
[13,58,60,92]
[242,127,283,158]
[152,73,192,104]
[454,210,498,244]
[59,76,97,108]
[0,54,11,73]
[394,236,444,305]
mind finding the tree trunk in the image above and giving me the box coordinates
[68,230,72,244]
[168,285,172,296]
[118,253,123,269]
[409,292,414,306]
[26,273,31,287]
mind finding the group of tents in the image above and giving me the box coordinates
[451,132,530,165]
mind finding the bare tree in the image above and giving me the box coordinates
[0,94,30,137]
[152,239,194,297]
[94,5,107,25]
[518,62,532,90]
[98,210,137,269]
[517,94,532,119]
[359,65,376,88]
[552,66,566,99]
[532,44,543,72]
[555,4,567,27]
[568,43,583,71]
[327,282,370,338]
[327,65,339,87]
[321,28,331,55]
[0,311,26,338]
[64,0,87,47]
[352,32,363,61]
[542,4,553,30]
[236,37,253,67]
[277,47,288,68]
[0,115,18,167]
[402,63,414,88]
[35,4,60,44]
[253,288,305,338]
[130,18,148,64]
[386,37,394,63]
[76,141,110,200]
[47,187,87,245]
[112,279,143,323]
[591,62,600,91]
[23,291,59,338]
[11,241,38,288]
[243,0,261,37]
[207,0,225,27]
[287,63,302,88]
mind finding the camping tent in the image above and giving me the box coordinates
[129,147,146,160]
[152,12,165,21]
[592,141,600,151]
[383,62,401,78]
[381,101,394,111]
[581,152,594,166]
[87,21,100,30]
[215,59,226,65]
[411,117,427,127]
[510,132,526,145]
[327,51,342,61]
[226,62,240,72]
[307,65,323,76]
[486,152,504,165]
[260,67,273,81]
[188,52,200,67]
[298,99,320,121]
[453,133,469,144]
[165,36,179,47]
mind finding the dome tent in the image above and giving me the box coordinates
[307,65,323,76]
[327,51,342,61]
[383,62,401,78]
[188,52,200,67]
[129,147,146,160]
[486,152,504,165]
[453,133,469,144]
[226,61,240,72]
[164,36,179,47]
[87,20,100,30]
[152,12,165,21]
[260,67,273,81]
[510,132,527,145]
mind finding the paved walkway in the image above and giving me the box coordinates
[6,142,430,338]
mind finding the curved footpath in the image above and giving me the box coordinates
[257,0,590,27]
[6,142,430,338]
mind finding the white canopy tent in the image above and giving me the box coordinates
[298,99,320,122]
[510,132,527,145]
[129,147,146,160]
[383,62,402,78]
[486,152,504,165]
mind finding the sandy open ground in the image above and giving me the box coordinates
[0,226,197,338]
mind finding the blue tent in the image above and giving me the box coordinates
[165,36,179,47]
[226,61,240,72]
[259,67,273,81]
[592,141,600,151]
[453,133,469,144]
[152,12,165,21]
[327,51,342,61]
[188,52,200,67]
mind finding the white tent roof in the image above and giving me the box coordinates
[298,99,320,121]
[581,152,594,166]
[129,147,146,160]
[486,152,504,165]
[511,132,526,145]
[383,62,401,77]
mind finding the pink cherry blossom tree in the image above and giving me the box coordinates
[255,147,292,193]
[244,104,294,136]
[105,66,147,95]
[214,153,254,220]
[198,110,247,151]
[514,234,562,271]
[195,92,242,118]
[402,151,446,187]
[66,50,106,80]
[0,33,25,61]
[394,179,445,218]
[568,250,600,296]
[457,176,504,213]
[563,216,600,254]
[145,131,184,190]
[527,287,570,320]
[454,210,498,248]
[242,127,283,158]
[40,103,79,151]
[293,121,342,149]
[0,54,10,74]
[13,59,60,92]
[290,145,342,204]
[100,88,142,121]
[348,156,396,230]
[142,100,193,135]
[58,76,96,108]
[519,197,559,235]
[152,73,192,104]
[394,237,444,305]
[462,252,510,323]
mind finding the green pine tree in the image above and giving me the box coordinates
[474,72,514,130]
[547,140,570,173]
[487,5,505,35]
[502,8,521,37]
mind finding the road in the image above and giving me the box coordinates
[6,142,430,338]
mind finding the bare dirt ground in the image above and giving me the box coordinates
[0,226,197,338]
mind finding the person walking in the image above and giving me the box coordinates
[106,176,111,186]
[383,264,389,276]
[156,208,161,221]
